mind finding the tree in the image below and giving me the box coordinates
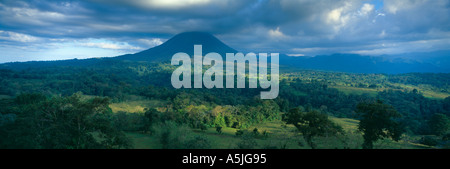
[444,97,450,115]
[283,108,343,149]
[157,121,192,149]
[1,93,132,149]
[216,126,223,134]
[252,128,260,136]
[144,108,159,133]
[428,113,449,136]
[235,129,244,136]
[214,114,226,127]
[355,100,404,149]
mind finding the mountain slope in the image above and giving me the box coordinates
[114,31,237,62]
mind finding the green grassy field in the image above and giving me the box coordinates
[331,84,449,99]
[109,100,165,113]
[393,83,450,99]
[331,86,379,97]
[126,117,431,149]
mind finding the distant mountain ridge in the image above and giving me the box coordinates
[279,53,450,74]
[0,31,449,74]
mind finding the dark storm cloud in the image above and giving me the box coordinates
[1,0,338,40]
[0,0,450,62]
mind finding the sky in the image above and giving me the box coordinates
[0,0,450,63]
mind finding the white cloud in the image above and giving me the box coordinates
[268,27,288,39]
[138,38,164,47]
[324,2,355,33]
[384,0,429,14]
[0,4,65,26]
[79,39,142,51]
[293,47,327,53]
[0,30,39,42]
[136,0,211,9]
[379,30,386,38]
[287,54,306,57]
[359,3,374,16]
[94,0,218,10]
[327,8,343,23]
[349,38,450,55]
[1,0,450,62]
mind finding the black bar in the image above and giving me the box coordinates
[1,149,448,168]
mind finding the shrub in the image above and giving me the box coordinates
[235,129,244,136]
[184,136,211,149]
[420,136,438,146]
[216,126,222,134]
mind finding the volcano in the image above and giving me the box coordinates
[115,32,237,62]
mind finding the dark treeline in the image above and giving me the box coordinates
[0,93,131,149]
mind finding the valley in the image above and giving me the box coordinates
[0,32,449,149]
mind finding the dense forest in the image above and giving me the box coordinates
[0,60,449,149]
